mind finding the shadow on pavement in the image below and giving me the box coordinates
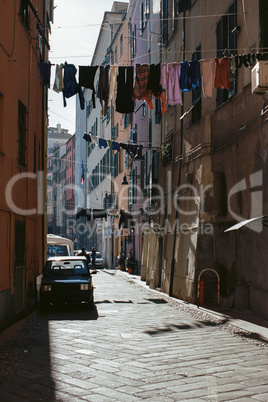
[144,318,230,336]
[40,303,99,321]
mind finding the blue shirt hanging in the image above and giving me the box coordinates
[62,62,85,110]
[112,141,120,152]
[98,138,108,149]
[179,61,191,92]
[189,60,200,90]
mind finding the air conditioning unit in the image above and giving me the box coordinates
[251,61,268,94]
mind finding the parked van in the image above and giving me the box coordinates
[47,234,74,258]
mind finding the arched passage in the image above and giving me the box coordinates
[197,269,220,305]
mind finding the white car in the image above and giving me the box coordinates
[89,251,104,268]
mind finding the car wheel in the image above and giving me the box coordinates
[88,297,94,310]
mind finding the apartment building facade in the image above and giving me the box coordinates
[0,0,53,329]
[144,0,268,320]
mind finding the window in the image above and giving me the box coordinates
[155,98,161,124]
[172,0,179,33]
[125,143,129,169]
[131,25,136,60]
[148,118,152,146]
[130,126,137,143]
[143,152,148,196]
[115,46,118,63]
[192,45,202,123]
[140,0,150,35]
[141,101,146,117]
[178,0,191,14]
[106,107,110,124]
[20,0,29,29]
[129,170,133,206]
[17,100,27,166]
[115,123,118,139]
[216,0,237,106]
[140,2,145,35]
[120,34,123,56]
[162,0,168,45]
[145,0,150,17]
[124,113,132,128]
[133,166,137,204]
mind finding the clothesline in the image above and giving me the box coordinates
[39,51,262,119]
[83,133,152,157]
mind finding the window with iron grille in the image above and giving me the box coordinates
[17,100,27,166]
[216,0,237,106]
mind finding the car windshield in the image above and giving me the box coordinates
[47,245,69,258]
[45,260,89,275]
[96,252,102,258]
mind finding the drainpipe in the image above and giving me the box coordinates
[169,11,186,296]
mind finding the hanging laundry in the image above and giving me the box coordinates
[161,63,182,105]
[112,141,120,152]
[125,144,138,155]
[76,207,91,221]
[92,209,107,220]
[146,63,166,113]
[119,142,127,150]
[83,133,91,142]
[235,54,243,69]
[97,65,110,116]
[116,66,134,114]
[53,64,64,92]
[229,56,236,82]
[62,62,85,109]
[132,64,150,101]
[38,62,52,87]
[119,210,134,229]
[242,54,252,68]
[79,65,98,108]
[189,60,200,89]
[108,66,118,107]
[98,138,108,149]
[91,136,98,145]
[200,59,214,97]
[179,61,191,92]
[107,139,112,147]
[214,57,230,90]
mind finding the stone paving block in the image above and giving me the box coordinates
[205,389,257,401]
[252,393,268,401]
[91,386,141,401]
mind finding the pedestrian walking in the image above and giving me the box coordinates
[91,247,96,269]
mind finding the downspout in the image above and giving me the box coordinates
[169,11,186,296]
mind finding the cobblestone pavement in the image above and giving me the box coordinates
[1,269,268,401]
